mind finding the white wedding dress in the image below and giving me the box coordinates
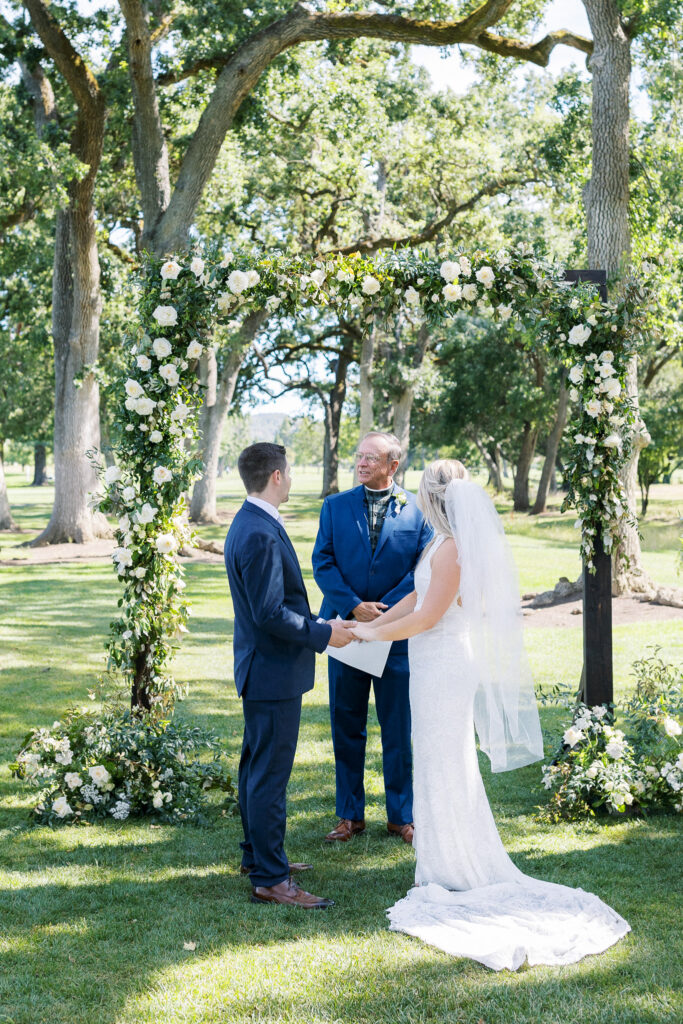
[387,536,630,971]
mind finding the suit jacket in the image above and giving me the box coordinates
[225,501,331,700]
[312,485,432,656]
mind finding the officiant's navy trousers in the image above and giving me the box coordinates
[238,694,302,887]
[329,652,412,825]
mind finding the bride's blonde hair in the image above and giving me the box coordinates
[417,459,469,535]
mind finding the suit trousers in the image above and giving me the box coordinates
[238,694,302,887]
[329,651,413,825]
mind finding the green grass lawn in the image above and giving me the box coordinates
[0,472,681,1024]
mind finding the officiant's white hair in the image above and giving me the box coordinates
[418,459,469,535]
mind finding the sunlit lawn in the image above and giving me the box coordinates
[0,470,681,1023]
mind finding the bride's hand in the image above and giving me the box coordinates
[350,623,376,642]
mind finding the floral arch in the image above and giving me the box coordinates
[97,244,648,716]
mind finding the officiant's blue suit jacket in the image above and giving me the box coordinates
[225,501,331,700]
[312,485,432,655]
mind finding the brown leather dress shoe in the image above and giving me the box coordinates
[240,862,313,876]
[387,822,414,845]
[324,818,366,842]
[251,878,334,909]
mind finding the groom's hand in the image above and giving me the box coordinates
[327,620,355,647]
[352,601,388,621]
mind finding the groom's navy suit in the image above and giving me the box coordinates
[312,485,431,825]
[225,500,331,887]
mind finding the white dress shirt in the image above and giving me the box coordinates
[246,495,285,527]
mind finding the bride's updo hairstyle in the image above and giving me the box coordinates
[417,459,469,535]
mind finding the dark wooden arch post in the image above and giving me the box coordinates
[564,270,613,708]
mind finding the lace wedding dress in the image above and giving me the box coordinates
[387,535,630,971]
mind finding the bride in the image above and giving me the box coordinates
[351,459,630,971]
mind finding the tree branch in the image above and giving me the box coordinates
[23,0,103,114]
[151,1,592,253]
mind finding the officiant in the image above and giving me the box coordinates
[312,431,432,845]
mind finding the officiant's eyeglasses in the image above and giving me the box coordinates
[354,451,384,464]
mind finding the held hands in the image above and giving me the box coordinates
[352,601,388,621]
[349,622,377,643]
[327,619,356,648]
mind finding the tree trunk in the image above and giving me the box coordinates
[0,441,18,531]
[189,348,242,523]
[513,423,539,512]
[32,443,48,486]
[392,387,413,487]
[531,377,568,514]
[31,206,109,545]
[472,435,503,491]
[582,0,647,593]
[320,348,352,498]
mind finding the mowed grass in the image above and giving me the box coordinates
[0,471,681,1024]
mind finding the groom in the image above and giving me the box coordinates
[312,431,431,844]
[225,442,353,908]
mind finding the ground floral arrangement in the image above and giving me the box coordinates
[541,650,682,820]
[15,243,656,825]
[13,699,236,824]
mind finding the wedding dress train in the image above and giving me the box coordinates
[387,537,630,971]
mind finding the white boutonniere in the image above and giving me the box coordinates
[393,490,408,515]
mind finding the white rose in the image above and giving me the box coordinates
[602,377,621,399]
[442,283,462,302]
[310,268,326,288]
[245,269,260,288]
[89,764,111,787]
[569,365,584,385]
[586,762,600,779]
[153,466,173,485]
[55,748,73,766]
[605,740,625,759]
[440,260,460,282]
[227,270,248,294]
[599,350,614,362]
[159,364,180,387]
[622,791,634,805]
[152,337,173,359]
[585,398,602,418]
[475,266,495,288]
[190,256,205,276]
[186,340,203,360]
[124,379,144,400]
[113,547,133,567]
[104,466,121,485]
[458,255,471,276]
[569,388,580,403]
[122,486,136,503]
[149,430,163,443]
[216,291,234,312]
[52,796,72,818]
[219,252,233,268]
[404,286,420,306]
[118,514,130,531]
[137,502,158,524]
[160,260,181,280]
[134,396,156,416]
[563,726,584,748]
[598,361,616,378]
[567,324,592,346]
[152,791,164,809]
[136,354,152,371]
[153,305,178,327]
[663,717,682,737]
[462,284,478,302]
[497,305,512,321]
[361,275,380,295]
[336,268,354,283]
[64,772,82,790]
[602,433,622,448]
[265,295,282,311]
[171,403,191,422]
[156,534,178,555]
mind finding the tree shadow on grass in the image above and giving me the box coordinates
[0,831,679,1024]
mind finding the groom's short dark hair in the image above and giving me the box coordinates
[238,442,287,494]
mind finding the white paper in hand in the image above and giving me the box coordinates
[326,617,392,678]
